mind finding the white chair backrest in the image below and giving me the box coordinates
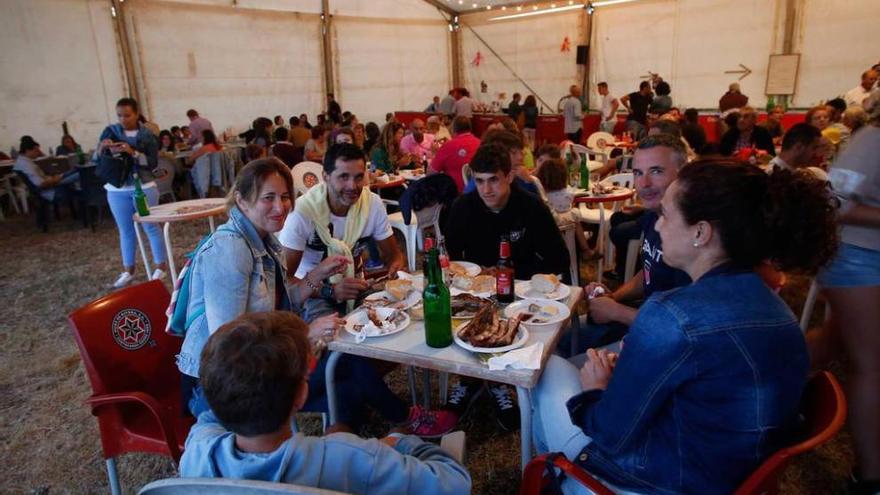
[568,143,607,165]
[414,202,443,232]
[601,172,634,189]
[292,161,324,196]
[587,132,615,151]
[461,163,473,186]
[139,477,349,494]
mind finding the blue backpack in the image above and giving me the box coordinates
[164,232,216,336]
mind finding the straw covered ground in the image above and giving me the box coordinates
[0,209,854,494]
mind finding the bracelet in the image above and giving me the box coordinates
[303,273,321,293]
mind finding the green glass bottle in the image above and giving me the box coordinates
[423,246,452,348]
[579,152,590,189]
[75,145,86,166]
[133,173,151,217]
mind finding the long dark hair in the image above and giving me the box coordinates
[675,159,838,274]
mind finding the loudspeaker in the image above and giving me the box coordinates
[576,45,588,65]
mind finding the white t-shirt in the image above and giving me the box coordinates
[844,85,871,108]
[277,191,394,279]
[600,94,617,121]
[454,97,475,118]
[104,129,157,192]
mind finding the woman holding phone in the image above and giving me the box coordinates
[96,97,168,288]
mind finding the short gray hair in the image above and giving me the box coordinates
[636,133,688,167]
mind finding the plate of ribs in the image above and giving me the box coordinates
[453,303,529,353]
[345,307,411,340]
[451,293,492,320]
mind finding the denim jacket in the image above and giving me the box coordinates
[177,207,293,377]
[97,123,159,183]
[567,265,809,495]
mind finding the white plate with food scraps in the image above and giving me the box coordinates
[364,289,421,310]
[514,280,571,301]
[453,320,529,354]
[345,307,411,339]
[448,261,481,277]
[503,299,570,328]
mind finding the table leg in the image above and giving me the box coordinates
[421,368,432,409]
[407,366,418,406]
[516,385,533,471]
[163,222,178,283]
[325,351,343,425]
[133,221,152,279]
[571,305,581,357]
[208,215,216,232]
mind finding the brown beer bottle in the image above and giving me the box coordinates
[496,236,515,303]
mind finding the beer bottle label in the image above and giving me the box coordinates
[497,271,512,295]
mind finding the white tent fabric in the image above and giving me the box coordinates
[462,11,585,112]
[334,17,451,124]
[590,0,774,111]
[795,0,878,107]
[126,0,324,136]
[0,0,124,154]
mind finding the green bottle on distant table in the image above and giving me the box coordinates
[133,173,151,217]
[579,153,590,190]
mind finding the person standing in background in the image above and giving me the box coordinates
[597,82,619,134]
[562,85,584,143]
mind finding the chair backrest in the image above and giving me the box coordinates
[586,132,616,151]
[600,172,634,189]
[292,161,324,196]
[733,370,847,495]
[14,170,40,195]
[139,477,350,495]
[569,143,608,166]
[68,280,183,405]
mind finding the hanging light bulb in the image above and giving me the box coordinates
[486,4,492,9]
[517,5,522,10]
[501,5,507,10]
[532,5,538,10]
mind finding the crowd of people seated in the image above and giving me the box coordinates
[7,59,879,494]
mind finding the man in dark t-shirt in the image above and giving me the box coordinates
[621,81,654,140]
[559,134,691,357]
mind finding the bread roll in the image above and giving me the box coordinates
[449,262,469,277]
[530,274,560,294]
[452,275,474,290]
[385,279,413,301]
[472,275,495,293]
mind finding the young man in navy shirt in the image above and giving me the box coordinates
[560,134,691,356]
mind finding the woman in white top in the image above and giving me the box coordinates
[96,98,168,288]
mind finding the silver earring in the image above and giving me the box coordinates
[692,242,699,247]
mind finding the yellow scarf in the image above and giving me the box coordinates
[295,183,373,311]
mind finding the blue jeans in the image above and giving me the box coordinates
[533,355,643,495]
[107,185,166,268]
[817,242,880,288]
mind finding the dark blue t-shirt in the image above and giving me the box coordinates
[639,210,691,297]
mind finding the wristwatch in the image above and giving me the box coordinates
[320,283,335,300]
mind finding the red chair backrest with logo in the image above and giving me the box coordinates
[68,280,192,461]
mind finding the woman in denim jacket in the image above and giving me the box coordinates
[532,160,838,495]
[96,97,168,288]
[178,158,412,432]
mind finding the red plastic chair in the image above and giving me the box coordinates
[520,371,846,495]
[68,280,194,495]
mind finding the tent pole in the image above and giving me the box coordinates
[321,0,335,100]
[109,0,141,105]
[421,1,462,89]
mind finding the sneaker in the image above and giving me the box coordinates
[408,408,457,439]
[488,383,520,432]
[151,268,167,281]
[443,380,484,420]
[112,272,134,288]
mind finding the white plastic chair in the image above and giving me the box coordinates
[292,161,324,197]
[586,131,616,152]
[460,163,472,188]
[139,478,349,494]
[800,279,822,333]
[155,157,177,203]
[569,143,607,178]
[1,173,28,214]
[388,203,443,271]
[558,222,580,286]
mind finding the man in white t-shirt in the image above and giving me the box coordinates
[279,143,406,319]
[453,88,475,119]
[597,82,620,133]
[845,69,878,108]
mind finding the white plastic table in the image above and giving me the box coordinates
[133,198,226,282]
[325,286,584,471]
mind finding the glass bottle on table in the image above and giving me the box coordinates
[579,152,590,190]
[423,244,452,348]
[437,237,451,285]
[496,236,515,304]
[133,173,151,217]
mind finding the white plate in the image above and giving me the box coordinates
[503,299,570,328]
[364,289,421,310]
[515,280,571,301]
[449,261,481,277]
[345,307,411,339]
[396,271,424,291]
[449,286,494,299]
[399,169,426,181]
[453,320,529,354]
